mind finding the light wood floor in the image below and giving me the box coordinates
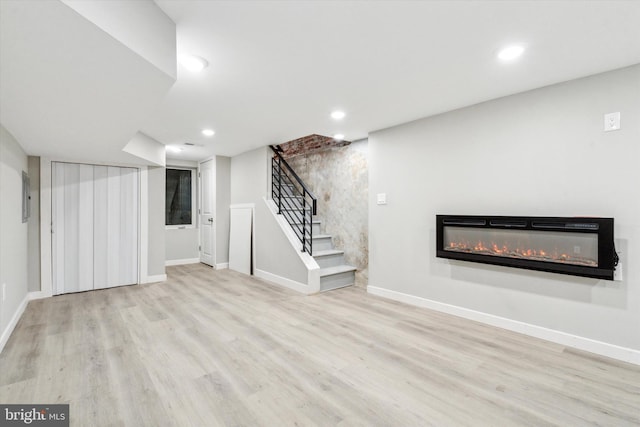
[1,264,639,426]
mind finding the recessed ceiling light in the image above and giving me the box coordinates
[178,54,208,72]
[497,45,525,61]
[166,146,182,153]
[202,129,215,137]
[333,134,345,140]
[331,110,346,120]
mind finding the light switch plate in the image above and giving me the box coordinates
[377,193,387,205]
[604,112,620,132]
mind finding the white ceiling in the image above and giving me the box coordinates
[2,1,640,163]
[0,0,175,164]
[145,0,640,160]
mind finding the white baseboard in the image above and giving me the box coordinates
[28,291,48,300]
[215,263,229,270]
[0,294,29,354]
[165,258,200,266]
[255,269,312,294]
[367,286,640,366]
[143,274,167,284]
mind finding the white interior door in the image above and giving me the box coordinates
[199,159,215,266]
[229,205,253,275]
[53,163,91,294]
[52,162,138,295]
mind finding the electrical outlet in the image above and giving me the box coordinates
[604,112,621,132]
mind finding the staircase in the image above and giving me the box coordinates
[270,146,356,292]
[311,229,358,291]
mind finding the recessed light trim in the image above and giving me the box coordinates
[178,54,209,72]
[497,45,525,61]
[331,110,346,120]
[202,129,215,137]
[333,134,345,140]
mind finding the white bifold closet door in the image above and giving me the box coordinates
[52,162,138,295]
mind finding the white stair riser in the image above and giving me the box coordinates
[312,237,333,251]
[314,253,346,268]
[320,271,355,292]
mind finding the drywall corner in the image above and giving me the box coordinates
[147,166,166,278]
[216,156,231,265]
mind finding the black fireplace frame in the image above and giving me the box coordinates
[436,215,617,280]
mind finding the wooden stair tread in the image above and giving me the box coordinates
[312,234,332,239]
[313,249,344,257]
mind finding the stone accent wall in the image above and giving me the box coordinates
[279,136,368,287]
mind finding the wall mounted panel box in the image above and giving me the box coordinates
[436,215,617,280]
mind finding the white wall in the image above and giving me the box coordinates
[123,131,166,167]
[0,125,29,350]
[368,65,640,361]
[147,166,166,277]
[166,228,199,262]
[255,199,311,285]
[216,156,231,265]
[230,146,269,205]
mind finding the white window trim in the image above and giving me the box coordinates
[165,167,197,229]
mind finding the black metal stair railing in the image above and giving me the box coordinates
[269,145,317,254]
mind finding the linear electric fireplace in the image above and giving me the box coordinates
[436,215,617,280]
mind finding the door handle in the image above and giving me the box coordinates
[208,218,213,222]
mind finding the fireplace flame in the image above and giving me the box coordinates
[445,239,597,267]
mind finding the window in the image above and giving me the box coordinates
[166,168,195,227]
